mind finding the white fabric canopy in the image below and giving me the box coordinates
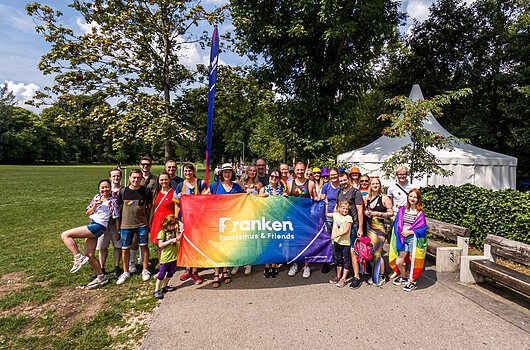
[337,85,517,189]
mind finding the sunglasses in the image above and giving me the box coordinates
[140,163,151,166]
[270,175,279,179]
[360,180,369,183]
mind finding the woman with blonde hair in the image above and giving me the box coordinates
[364,177,393,286]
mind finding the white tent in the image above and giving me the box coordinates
[337,84,517,190]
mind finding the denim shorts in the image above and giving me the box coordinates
[87,221,107,238]
[120,225,149,249]
[403,235,415,253]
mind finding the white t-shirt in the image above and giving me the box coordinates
[387,182,413,212]
[87,194,119,227]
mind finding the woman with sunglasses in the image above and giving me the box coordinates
[359,175,370,197]
[364,177,393,287]
[259,170,285,278]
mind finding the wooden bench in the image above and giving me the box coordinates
[460,234,530,296]
[425,217,471,273]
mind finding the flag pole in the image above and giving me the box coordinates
[205,27,219,186]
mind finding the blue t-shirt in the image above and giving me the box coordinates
[209,181,245,194]
[321,182,340,214]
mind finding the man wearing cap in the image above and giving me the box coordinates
[349,167,362,189]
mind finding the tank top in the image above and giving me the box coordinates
[368,195,386,213]
[290,179,310,198]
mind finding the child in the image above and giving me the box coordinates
[389,188,428,292]
[153,214,180,299]
[325,200,353,288]
[61,179,119,289]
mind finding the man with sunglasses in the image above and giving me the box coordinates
[139,156,157,192]
[387,166,413,213]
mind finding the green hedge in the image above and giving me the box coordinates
[421,184,530,247]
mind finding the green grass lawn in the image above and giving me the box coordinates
[0,164,209,350]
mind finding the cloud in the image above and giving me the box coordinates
[4,80,40,104]
[0,4,35,33]
[406,0,433,23]
[176,36,229,68]
[76,17,100,34]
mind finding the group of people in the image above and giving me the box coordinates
[61,156,427,297]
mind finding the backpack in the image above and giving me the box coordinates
[354,237,374,274]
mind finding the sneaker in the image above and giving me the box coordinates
[336,279,346,288]
[87,276,109,289]
[302,266,311,278]
[70,255,89,273]
[367,277,373,285]
[270,268,279,278]
[180,268,192,281]
[329,277,340,284]
[389,271,398,279]
[113,266,123,279]
[375,274,387,287]
[231,266,240,275]
[190,273,203,285]
[141,269,151,281]
[288,264,299,277]
[116,272,130,285]
[264,268,271,278]
[393,276,408,286]
[403,281,417,292]
[321,263,331,274]
[244,265,252,275]
[129,263,137,274]
[161,286,177,293]
[349,277,362,289]
[153,290,164,299]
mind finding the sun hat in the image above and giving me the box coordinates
[349,167,361,174]
[321,168,329,177]
[312,167,321,173]
[221,163,234,173]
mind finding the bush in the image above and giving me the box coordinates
[421,184,530,247]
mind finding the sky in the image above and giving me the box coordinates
[0,0,442,111]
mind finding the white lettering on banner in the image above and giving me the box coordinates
[219,217,294,233]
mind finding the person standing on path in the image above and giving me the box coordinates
[116,170,153,285]
[287,161,319,279]
[203,163,245,288]
[335,172,364,289]
[364,177,393,287]
[153,215,180,299]
[174,163,207,285]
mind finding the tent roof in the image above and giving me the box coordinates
[337,85,517,166]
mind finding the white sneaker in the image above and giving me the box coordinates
[244,265,252,275]
[116,272,130,285]
[69,255,89,273]
[302,266,311,278]
[141,269,151,281]
[231,266,240,275]
[389,271,398,279]
[87,276,109,289]
[288,263,299,276]
[129,263,137,274]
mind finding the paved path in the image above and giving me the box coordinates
[141,262,529,350]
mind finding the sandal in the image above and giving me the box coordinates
[212,274,220,288]
[222,271,232,284]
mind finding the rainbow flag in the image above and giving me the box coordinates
[177,194,331,267]
[389,206,428,280]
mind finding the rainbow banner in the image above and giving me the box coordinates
[177,194,332,267]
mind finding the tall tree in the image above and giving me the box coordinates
[27,0,226,158]
[383,0,530,177]
[230,0,405,160]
